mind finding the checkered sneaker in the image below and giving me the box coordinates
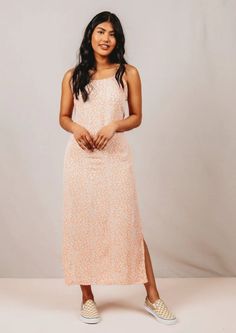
[144,296,177,325]
[80,299,101,324]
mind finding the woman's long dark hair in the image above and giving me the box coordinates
[71,11,128,102]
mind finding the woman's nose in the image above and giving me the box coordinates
[102,35,109,42]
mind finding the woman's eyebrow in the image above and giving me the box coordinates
[96,27,114,32]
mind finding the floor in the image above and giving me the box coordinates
[0,277,235,333]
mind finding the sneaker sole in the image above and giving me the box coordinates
[144,304,177,325]
[80,315,101,324]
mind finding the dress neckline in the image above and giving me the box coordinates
[90,74,128,87]
[73,75,128,102]
[91,73,116,81]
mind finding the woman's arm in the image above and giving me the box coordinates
[59,68,95,151]
[112,64,142,132]
[59,68,78,133]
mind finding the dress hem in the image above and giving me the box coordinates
[62,236,149,286]
[64,278,148,286]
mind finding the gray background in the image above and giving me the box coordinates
[1,0,235,278]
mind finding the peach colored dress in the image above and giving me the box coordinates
[62,73,148,285]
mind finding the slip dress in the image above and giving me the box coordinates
[62,72,148,285]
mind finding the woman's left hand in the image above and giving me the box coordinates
[93,122,117,150]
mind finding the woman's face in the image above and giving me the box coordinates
[91,21,116,57]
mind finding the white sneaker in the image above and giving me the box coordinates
[80,299,101,324]
[144,296,177,325]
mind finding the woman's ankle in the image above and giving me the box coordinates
[82,294,94,303]
[146,289,160,303]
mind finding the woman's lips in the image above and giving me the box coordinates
[99,44,110,50]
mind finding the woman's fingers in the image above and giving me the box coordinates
[76,133,108,151]
[95,136,104,149]
[100,139,108,150]
[83,134,94,150]
[76,139,87,151]
[96,137,108,150]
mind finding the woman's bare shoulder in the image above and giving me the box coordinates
[124,64,141,85]
[62,67,75,82]
[61,67,76,94]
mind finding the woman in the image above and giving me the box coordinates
[59,11,177,325]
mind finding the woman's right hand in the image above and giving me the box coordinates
[72,124,95,151]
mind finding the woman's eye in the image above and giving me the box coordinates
[98,31,115,37]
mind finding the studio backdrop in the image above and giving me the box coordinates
[1,0,235,278]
